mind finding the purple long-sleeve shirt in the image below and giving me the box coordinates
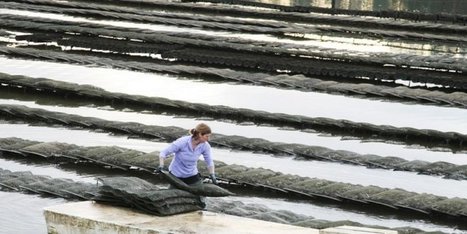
[159,135,214,178]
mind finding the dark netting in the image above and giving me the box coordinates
[366,156,409,168]
[125,152,158,168]
[396,194,445,213]
[62,182,99,200]
[1,77,466,153]
[0,137,39,151]
[74,146,126,164]
[100,150,145,166]
[2,23,462,93]
[262,174,301,188]
[0,167,450,233]
[445,165,467,180]
[231,168,280,183]
[420,161,457,175]
[432,198,467,216]
[98,177,159,191]
[1,171,51,190]
[394,160,431,172]
[216,164,249,178]
[1,138,467,220]
[19,142,80,158]
[287,178,334,193]
[320,149,360,162]
[96,176,203,215]
[367,189,419,206]
[351,154,385,165]
[318,183,362,197]
[159,170,234,197]
[338,186,388,201]
[21,178,75,197]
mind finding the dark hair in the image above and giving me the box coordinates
[189,123,212,139]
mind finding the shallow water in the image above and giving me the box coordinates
[0,158,96,183]
[0,157,463,234]
[1,4,466,233]
[2,8,456,56]
[1,57,467,134]
[256,0,467,15]
[0,191,462,234]
[1,98,466,165]
[225,196,465,233]
[1,123,466,199]
[0,191,66,234]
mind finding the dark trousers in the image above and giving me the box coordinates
[169,173,206,208]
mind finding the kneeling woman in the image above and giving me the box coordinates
[158,123,217,190]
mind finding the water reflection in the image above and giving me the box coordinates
[1,98,466,165]
[1,8,465,56]
[1,123,467,198]
[227,196,466,233]
[2,58,467,133]
[255,0,467,14]
[0,192,66,234]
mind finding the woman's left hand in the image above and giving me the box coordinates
[209,173,218,184]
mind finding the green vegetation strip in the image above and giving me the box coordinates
[0,138,466,221]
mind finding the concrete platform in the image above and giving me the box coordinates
[43,201,319,234]
[320,226,398,234]
[44,201,398,234]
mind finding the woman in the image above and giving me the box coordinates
[157,123,217,186]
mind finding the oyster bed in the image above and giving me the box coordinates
[0,0,466,232]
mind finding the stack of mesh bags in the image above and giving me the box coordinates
[95,177,204,216]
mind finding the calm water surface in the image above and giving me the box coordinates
[256,0,467,14]
[1,58,466,134]
[1,98,466,165]
[1,5,466,233]
[1,8,449,55]
[0,157,464,234]
[1,123,466,199]
[0,191,66,234]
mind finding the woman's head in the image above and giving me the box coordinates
[190,123,212,142]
